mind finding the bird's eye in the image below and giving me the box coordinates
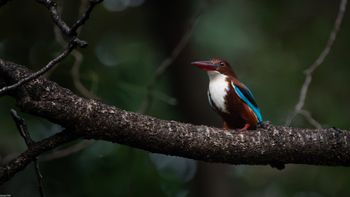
[220,62,225,66]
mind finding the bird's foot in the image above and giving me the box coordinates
[331,126,343,133]
[258,121,272,129]
[238,123,250,132]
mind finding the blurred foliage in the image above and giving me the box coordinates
[1,0,350,196]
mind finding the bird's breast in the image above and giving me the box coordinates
[208,74,230,113]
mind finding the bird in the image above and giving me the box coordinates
[192,58,262,131]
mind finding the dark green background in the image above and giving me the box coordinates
[1,0,350,196]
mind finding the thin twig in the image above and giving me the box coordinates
[300,110,322,129]
[0,0,102,96]
[37,0,71,35]
[52,0,99,99]
[0,40,76,96]
[36,0,102,38]
[138,6,203,113]
[0,128,80,185]
[70,0,99,99]
[44,0,97,161]
[10,109,45,197]
[286,0,347,126]
[70,49,99,99]
[70,0,103,34]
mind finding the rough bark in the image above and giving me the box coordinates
[1,59,350,184]
[0,129,78,184]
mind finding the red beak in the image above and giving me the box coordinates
[191,61,218,71]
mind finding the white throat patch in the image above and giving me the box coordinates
[207,71,229,113]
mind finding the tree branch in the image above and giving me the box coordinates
[10,109,45,197]
[43,0,99,161]
[0,0,103,97]
[0,41,75,96]
[286,0,347,126]
[0,128,79,185]
[1,59,350,184]
[52,1,99,99]
[37,0,102,39]
[0,0,102,172]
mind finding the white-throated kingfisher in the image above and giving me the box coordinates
[192,58,262,131]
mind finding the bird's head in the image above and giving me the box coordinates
[191,58,237,78]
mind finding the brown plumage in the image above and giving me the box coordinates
[192,58,262,131]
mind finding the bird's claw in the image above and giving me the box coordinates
[258,121,272,129]
[331,126,343,133]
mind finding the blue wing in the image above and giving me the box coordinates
[231,82,263,123]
